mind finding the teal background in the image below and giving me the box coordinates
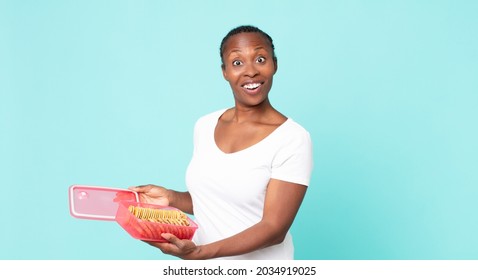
[1,0,477,260]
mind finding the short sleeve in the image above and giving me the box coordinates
[270,127,313,186]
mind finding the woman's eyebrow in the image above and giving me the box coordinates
[226,46,268,58]
[254,46,266,51]
[226,49,242,58]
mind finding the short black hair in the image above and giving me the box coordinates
[219,25,276,65]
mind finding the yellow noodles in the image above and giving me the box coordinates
[128,205,190,226]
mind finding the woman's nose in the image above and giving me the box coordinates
[243,63,259,77]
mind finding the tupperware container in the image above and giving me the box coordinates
[116,201,198,242]
[68,185,197,242]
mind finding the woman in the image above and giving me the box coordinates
[129,25,313,260]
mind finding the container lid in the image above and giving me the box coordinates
[69,184,139,221]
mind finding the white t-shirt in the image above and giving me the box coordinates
[185,109,313,259]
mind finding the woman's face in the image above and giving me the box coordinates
[221,32,277,108]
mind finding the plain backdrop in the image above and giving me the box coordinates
[1,0,477,260]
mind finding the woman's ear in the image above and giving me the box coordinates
[222,64,228,81]
[273,58,278,74]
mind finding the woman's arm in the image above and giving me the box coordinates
[169,190,193,215]
[129,185,194,214]
[151,178,307,259]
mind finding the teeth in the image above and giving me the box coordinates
[243,83,261,90]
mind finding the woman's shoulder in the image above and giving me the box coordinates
[268,117,312,150]
[281,118,311,138]
[201,108,228,120]
[194,108,228,127]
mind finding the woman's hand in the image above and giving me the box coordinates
[144,233,202,260]
[128,184,170,206]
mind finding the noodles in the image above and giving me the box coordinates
[128,205,190,226]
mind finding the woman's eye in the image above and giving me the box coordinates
[232,60,242,66]
[256,57,266,63]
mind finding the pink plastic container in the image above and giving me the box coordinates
[69,185,197,242]
[116,201,198,242]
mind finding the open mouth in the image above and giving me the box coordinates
[242,82,262,92]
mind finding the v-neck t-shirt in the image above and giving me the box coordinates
[186,109,313,259]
